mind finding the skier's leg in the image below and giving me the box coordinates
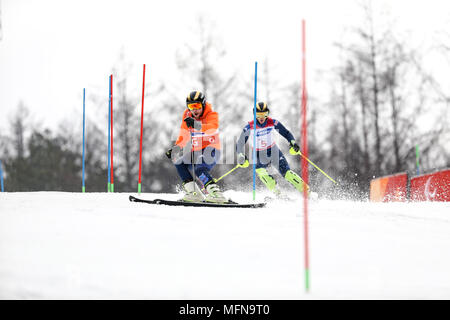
[255,167,281,196]
[273,146,290,177]
[254,148,279,195]
[174,150,203,202]
[195,147,227,203]
[274,146,310,194]
[284,170,309,193]
[174,162,193,183]
[193,147,218,186]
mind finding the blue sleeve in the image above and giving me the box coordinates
[274,120,295,143]
[236,124,251,154]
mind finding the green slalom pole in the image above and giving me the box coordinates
[82,88,86,193]
[107,75,112,192]
[110,75,114,193]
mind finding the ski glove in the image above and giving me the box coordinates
[184,117,201,130]
[165,147,173,159]
[237,153,249,168]
[165,145,181,160]
[289,140,301,154]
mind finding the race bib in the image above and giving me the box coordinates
[250,127,275,150]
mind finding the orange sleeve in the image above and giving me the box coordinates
[175,110,190,148]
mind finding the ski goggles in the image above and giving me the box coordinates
[256,111,269,119]
[187,102,203,110]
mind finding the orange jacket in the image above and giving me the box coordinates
[175,102,221,151]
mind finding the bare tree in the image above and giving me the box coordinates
[321,0,450,198]
[175,15,242,135]
[113,53,139,191]
[10,101,30,159]
[357,1,385,176]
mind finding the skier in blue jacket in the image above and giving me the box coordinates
[236,101,310,197]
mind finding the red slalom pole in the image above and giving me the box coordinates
[301,19,310,292]
[110,74,114,192]
[138,64,146,194]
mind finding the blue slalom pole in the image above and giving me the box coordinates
[253,61,258,201]
[82,88,86,193]
[0,160,4,192]
[107,77,111,192]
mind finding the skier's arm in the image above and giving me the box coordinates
[274,120,301,153]
[274,120,296,143]
[236,124,251,154]
[175,110,190,148]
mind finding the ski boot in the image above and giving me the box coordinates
[182,181,204,202]
[284,170,318,200]
[256,168,282,197]
[204,182,228,203]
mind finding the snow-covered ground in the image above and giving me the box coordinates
[1,191,449,300]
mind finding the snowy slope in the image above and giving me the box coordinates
[0,191,449,299]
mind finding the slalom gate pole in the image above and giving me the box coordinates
[415,144,420,175]
[301,19,310,292]
[0,159,4,192]
[138,64,146,194]
[82,88,86,193]
[110,74,114,193]
[252,61,258,201]
[107,77,111,192]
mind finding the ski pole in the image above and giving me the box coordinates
[291,149,337,184]
[190,129,196,183]
[214,164,240,183]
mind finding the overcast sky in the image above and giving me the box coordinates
[1,0,449,134]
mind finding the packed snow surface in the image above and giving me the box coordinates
[1,191,449,299]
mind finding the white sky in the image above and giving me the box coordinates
[1,0,449,134]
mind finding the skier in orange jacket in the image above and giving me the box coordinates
[165,91,226,203]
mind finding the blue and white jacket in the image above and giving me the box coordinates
[236,118,295,153]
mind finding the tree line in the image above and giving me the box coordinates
[1,3,449,199]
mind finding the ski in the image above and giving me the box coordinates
[129,195,266,208]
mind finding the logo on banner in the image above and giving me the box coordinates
[424,176,437,200]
